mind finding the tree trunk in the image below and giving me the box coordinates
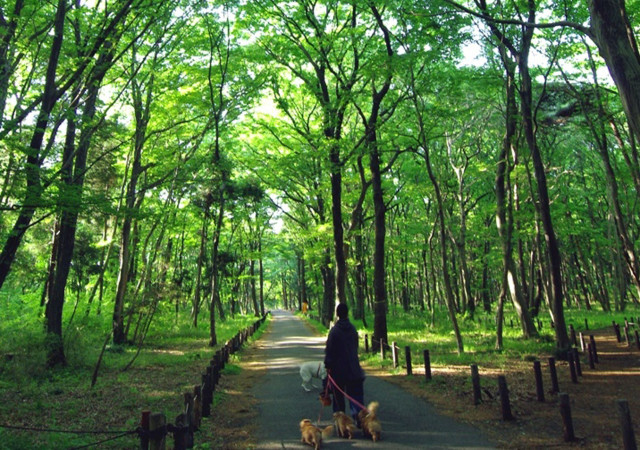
[0,0,25,127]
[113,53,155,345]
[589,0,640,144]
[208,201,225,345]
[0,0,66,290]
[495,49,538,339]
[347,154,370,323]
[192,214,208,327]
[320,250,335,326]
[259,238,265,316]
[298,253,306,312]
[250,257,259,317]
[368,3,393,352]
[520,52,569,351]
[45,34,115,367]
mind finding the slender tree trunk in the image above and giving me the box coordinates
[450,154,474,318]
[208,201,225,345]
[259,238,265,316]
[0,0,66,290]
[192,214,208,327]
[250,257,259,317]
[368,3,394,351]
[495,50,538,338]
[520,65,569,350]
[347,155,370,323]
[0,0,25,127]
[320,250,335,326]
[370,137,388,350]
[45,35,114,367]
[113,53,155,345]
[495,277,506,351]
[426,149,464,354]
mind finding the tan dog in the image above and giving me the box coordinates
[357,401,382,442]
[299,419,333,449]
[333,411,356,439]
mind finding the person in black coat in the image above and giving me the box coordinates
[324,303,365,423]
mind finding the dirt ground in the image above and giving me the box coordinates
[207,325,640,449]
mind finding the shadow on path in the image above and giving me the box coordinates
[251,310,496,449]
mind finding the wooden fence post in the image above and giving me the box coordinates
[572,348,582,377]
[548,357,559,394]
[614,321,622,342]
[213,362,220,386]
[149,412,166,450]
[559,393,575,442]
[568,351,578,384]
[405,346,412,376]
[364,334,369,353]
[589,335,599,363]
[184,392,195,448]
[140,410,150,450]
[617,399,638,450]
[423,350,432,381]
[470,364,481,405]
[193,385,202,430]
[173,413,188,450]
[498,375,513,420]
[201,373,211,417]
[533,360,545,402]
[587,343,596,369]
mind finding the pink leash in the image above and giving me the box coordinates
[326,373,369,413]
[316,376,333,425]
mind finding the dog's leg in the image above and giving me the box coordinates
[301,374,312,392]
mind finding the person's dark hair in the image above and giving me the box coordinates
[336,303,348,319]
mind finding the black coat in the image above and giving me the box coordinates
[324,318,365,383]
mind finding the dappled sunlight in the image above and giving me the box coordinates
[146,389,178,400]
[264,356,304,369]
[584,369,640,377]
[147,349,185,356]
[268,335,325,349]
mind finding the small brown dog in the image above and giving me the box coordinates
[333,411,356,439]
[358,401,382,442]
[299,419,334,449]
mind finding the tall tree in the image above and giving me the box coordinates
[359,2,394,352]
[45,5,120,366]
[245,0,365,323]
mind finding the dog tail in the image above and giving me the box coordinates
[322,425,334,439]
[367,401,379,416]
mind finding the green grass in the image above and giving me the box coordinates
[0,304,268,449]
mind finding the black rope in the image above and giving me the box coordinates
[0,423,133,434]
[166,423,189,433]
[69,430,139,449]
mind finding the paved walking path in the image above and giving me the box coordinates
[250,310,496,449]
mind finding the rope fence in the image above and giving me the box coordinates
[0,313,269,450]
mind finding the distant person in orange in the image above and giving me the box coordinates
[302,301,308,315]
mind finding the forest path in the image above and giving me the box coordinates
[250,309,496,449]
